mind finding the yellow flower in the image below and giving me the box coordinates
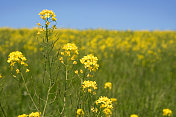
[82,80,97,94]
[59,43,79,64]
[26,69,30,72]
[77,109,84,116]
[103,108,112,116]
[88,89,92,93]
[80,54,99,72]
[0,74,2,78]
[80,69,83,73]
[45,21,50,25]
[59,57,63,60]
[37,23,41,26]
[96,96,113,109]
[38,9,56,21]
[91,107,98,113]
[7,51,28,70]
[60,43,79,60]
[110,98,117,102]
[66,51,70,56]
[61,52,64,55]
[73,61,77,64]
[130,114,138,117]
[52,17,57,21]
[62,43,78,54]
[86,73,93,78]
[75,70,78,75]
[16,69,20,74]
[40,16,46,20]
[163,109,172,116]
[104,82,112,90]
[29,112,40,117]
[18,114,28,117]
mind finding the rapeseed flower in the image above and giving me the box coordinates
[91,107,98,113]
[80,54,99,72]
[75,70,79,75]
[110,98,117,102]
[76,109,84,117]
[82,80,97,94]
[62,43,78,54]
[96,96,113,109]
[96,96,113,116]
[16,69,20,74]
[80,69,83,73]
[163,109,172,116]
[104,82,112,90]
[26,69,30,72]
[7,51,28,70]
[38,9,56,21]
[130,114,138,117]
[103,108,112,117]
[28,112,40,117]
[59,43,79,64]
[73,61,77,64]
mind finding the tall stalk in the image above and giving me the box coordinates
[60,65,68,116]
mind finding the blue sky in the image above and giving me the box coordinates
[1,0,176,30]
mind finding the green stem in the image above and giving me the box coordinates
[0,101,6,117]
[60,66,68,116]
[46,18,49,43]
[20,73,39,112]
[42,80,52,117]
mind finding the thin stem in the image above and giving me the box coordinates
[46,18,49,43]
[20,73,39,112]
[0,101,6,117]
[42,80,53,117]
[60,66,68,116]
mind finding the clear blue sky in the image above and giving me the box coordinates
[1,0,176,30]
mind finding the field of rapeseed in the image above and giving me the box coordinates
[0,9,176,117]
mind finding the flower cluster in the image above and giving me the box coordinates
[104,82,112,90]
[18,112,40,117]
[37,9,57,34]
[38,9,56,21]
[96,96,113,116]
[62,43,79,54]
[59,43,79,64]
[103,108,112,117]
[76,109,84,117]
[163,109,172,116]
[130,114,138,117]
[82,80,97,94]
[7,51,29,73]
[80,54,99,72]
